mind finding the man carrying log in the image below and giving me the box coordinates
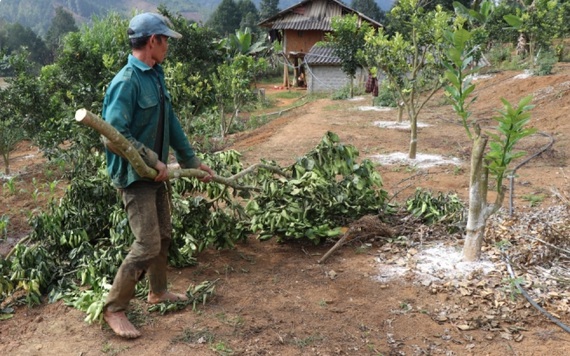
[101,12,215,339]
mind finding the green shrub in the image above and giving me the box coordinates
[533,48,558,76]
[331,83,365,100]
[373,79,398,107]
[487,44,512,66]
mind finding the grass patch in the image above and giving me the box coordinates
[270,90,305,100]
[521,193,546,207]
[323,103,346,111]
[126,301,154,328]
[292,333,324,348]
[212,341,234,355]
[101,342,129,355]
[172,327,216,344]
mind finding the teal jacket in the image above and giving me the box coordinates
[102,55,200,188]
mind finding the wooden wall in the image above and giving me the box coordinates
[284,30,326,54]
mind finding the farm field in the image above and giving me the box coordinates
[1,65,570,355]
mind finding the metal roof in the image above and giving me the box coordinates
[258,0,382,31]
[304,45,341,65]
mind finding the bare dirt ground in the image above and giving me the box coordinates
[2,65,570,355]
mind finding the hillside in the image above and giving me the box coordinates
[1,66,570,355]
[0,0,393,36]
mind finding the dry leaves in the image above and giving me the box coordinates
[372,205,570,337]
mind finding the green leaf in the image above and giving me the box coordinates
[503,14,523,29]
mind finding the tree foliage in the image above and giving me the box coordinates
[248,132,390,242]
[45,6,79,60]
[0,51,55,142]
[351,0,386,22]
[443,23,535,261]
[207,0,244,36]
[238,0,261,32]
[363,0,452,158]
[0,22,50,74]
[158,6,221,120]
[31,12,129,156]
[503,0,570,59]
[211,53,267,138]
[259,0,281,20]
[420,0,471,12]
[327,14,372,98]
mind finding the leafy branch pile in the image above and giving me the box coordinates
[406,188,466,232]
[0,131,391,322]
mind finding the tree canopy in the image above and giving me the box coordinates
[259,0,281,20]
[207,0,244,36]
[45,6,79,60]
[351,0,386,23]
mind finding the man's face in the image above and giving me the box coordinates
[151,34,169,64]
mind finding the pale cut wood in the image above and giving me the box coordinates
[74,109,288,191]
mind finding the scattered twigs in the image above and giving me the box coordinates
[550,186,570,206]
[525,231,570,257]
[317,215,394,264]
[388,171,429,203]
[504,255,570,334]
[317,232,351,264]
[74,109,288,191]
[509,131,555,216]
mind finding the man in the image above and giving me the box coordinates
[101,12,215,339]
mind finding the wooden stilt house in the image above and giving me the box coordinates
[258,0,382,89]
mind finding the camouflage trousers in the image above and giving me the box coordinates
[104,181,172,312]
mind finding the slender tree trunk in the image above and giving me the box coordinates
[408,113,418,159]
[2,153,9,175]
[220,105,226,140]
[397,102,404,123]
[463,130,489,261]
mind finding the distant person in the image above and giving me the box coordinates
[101,12,215,339]
[297,71,306,87]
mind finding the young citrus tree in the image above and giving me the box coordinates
[362,0,452,159]
[444,25,536,261]
[211,53,267,139]
[326,14,371,98]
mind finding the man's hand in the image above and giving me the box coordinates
[154,161,169,182]
[198,163,215,183]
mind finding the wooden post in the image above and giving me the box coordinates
[283,62,289,88]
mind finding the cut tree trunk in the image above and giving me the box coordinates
[74,109,287,191]
[462,125,506,261]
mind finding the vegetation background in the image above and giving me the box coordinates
[1,0,570,353]
[0,0,394,36]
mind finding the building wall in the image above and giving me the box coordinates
[284,30,326,54]
[306,65,366,93]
